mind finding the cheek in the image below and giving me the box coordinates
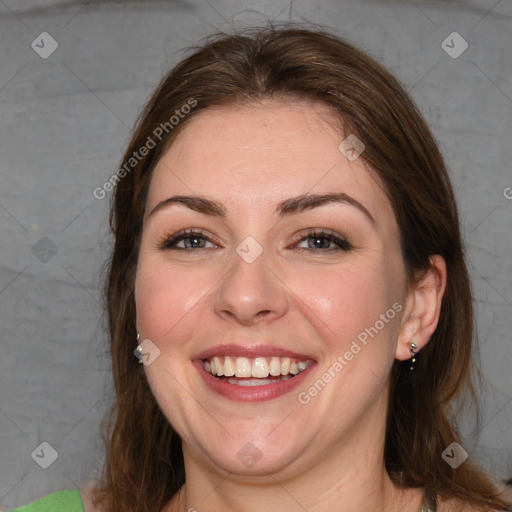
[291,263,394,335]
[134,256,216,344]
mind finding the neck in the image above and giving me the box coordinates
[165,392,423,512]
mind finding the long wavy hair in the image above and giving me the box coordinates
[90,23,510,512]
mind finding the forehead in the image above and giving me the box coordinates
[146,99,394,226]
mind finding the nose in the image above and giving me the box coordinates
[213,246,289,326]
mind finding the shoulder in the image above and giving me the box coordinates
[79,490,103,512]
[8,490,84,512]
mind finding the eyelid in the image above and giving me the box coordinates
[157,227,351,252]
[289,228,352,251]
[156,228,221,250]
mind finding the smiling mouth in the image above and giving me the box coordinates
[202,355,313,386]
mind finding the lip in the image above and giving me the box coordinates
[194,344,314,361]
[193,359,316,402]
[192,345,317,403]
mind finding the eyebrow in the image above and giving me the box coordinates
[148,192,375,224]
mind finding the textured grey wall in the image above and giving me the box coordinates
[0,0,511,509]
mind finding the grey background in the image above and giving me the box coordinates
[0,0,511,509]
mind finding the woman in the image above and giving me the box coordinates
[11,23,511,512]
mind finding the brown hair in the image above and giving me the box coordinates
[91,23,510,511]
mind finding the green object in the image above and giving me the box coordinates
[8,490,84,512]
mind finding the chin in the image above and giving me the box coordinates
[195,439,306,477]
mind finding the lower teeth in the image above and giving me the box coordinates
[220,375,294,386]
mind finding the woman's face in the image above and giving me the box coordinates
[135,99,409,478]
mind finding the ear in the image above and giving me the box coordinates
[395,255,447,361]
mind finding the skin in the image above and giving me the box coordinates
[132,98,448,512]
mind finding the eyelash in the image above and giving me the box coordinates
[157,228,352,253]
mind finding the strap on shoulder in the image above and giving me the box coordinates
[8,490,84,512]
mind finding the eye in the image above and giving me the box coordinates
[292,229,352,252]
[157,228,351,252]
[158,229,219,250]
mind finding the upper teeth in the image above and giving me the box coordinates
[204,356,312,378]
